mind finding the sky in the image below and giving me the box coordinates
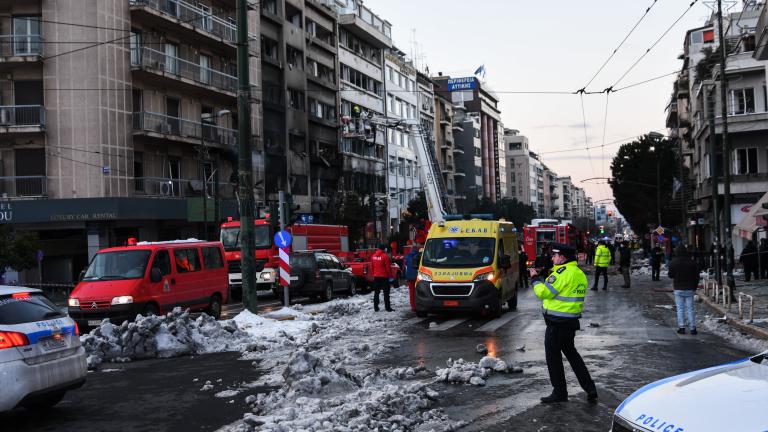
[367,0,719,206]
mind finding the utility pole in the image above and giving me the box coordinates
[656,157,661,228]
[237,0,257,312]
[708,85,722,285]
[716,0,735,291]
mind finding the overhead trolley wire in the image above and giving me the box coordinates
[580,0,662,92]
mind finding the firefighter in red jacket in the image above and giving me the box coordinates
[371,244,393,312]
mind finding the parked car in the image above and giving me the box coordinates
[68,240,228,330]
[611,351,768,431]
[1,286,87,412]
[290,250,355,301]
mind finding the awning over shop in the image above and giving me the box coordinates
[734,192,768,239]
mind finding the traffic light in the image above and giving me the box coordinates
[599,225,605,235]
[268,202,279,230]
[607,210,614,217]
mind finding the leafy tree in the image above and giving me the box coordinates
[326,192,370,249]
[402,191,428,225]
[0,226,39,279]
[470,197,535,228]
[610,134,684,234]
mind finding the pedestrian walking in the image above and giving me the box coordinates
[739,241,759,281]
[529,243,597,403]
[534,244,554,277]
[592,240,610,291]
[759,239,768,279]
[518,247,529,289]
[403,245,421,311]
[618,241,631,288]
[371,244,393,312]
[668,245,700,335]
[651,245,663,281]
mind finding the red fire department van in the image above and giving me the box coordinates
[522,219,584,267]
[67,240,228,329]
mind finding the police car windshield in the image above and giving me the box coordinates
[220,226,271,251]
[422,237,496,268]
[83,250,151,281]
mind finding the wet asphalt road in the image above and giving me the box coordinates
[5,272,752,432]
[380,271,750,431]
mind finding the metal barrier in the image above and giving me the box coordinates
[738,293,755,323]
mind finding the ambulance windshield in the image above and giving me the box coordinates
[421,237,496,268]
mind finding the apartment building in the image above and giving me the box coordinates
[453,106,483,213]
[259,0,340,218]
[543,165,558,218]
[434,88,457,212]
[384,49,420,231]
[672,4,768,251]
[0,0,262,283]
[555,176,574,220]
[334,0,390,208]
[504,128,560,218]
[497,121,507,199]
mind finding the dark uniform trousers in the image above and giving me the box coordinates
[593,267,608,289]
[544,317,596,396]
[372,277,391,311]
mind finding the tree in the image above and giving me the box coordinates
[0,226,39,279]
[470,197,535,228]
[325,192,370,249]
[610,134,684,234]
[402,191,428,225]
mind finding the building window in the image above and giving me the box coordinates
[287,88,304,110]
[734,147,758,174]
[389,157,397,174]
[398,158,405,176]
[730,88,755,115]
[286,46,303,70]
[164,42,178,74]
[309,99,336,121]
[263,0,277,14]
[13,15,42,56]
[199,54,211,84]
[130,31,141,65]
[261,36,279,63]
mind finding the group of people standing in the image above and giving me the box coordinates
[739,239,768,282]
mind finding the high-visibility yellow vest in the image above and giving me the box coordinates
[533,261,587,319]
[594,245,611,268]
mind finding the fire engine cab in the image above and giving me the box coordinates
[522,219,583,267]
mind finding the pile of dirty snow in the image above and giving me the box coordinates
[434,357,520,386]
[228,349,464,432]
[81,308,250,369]
[700,315,768,353]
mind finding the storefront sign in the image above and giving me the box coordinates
[0,202,12,222]
[0,198,187,225]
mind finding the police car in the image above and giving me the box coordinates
[611,351,768,431]
[0,286,87,412]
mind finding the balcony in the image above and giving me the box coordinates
[129,0,237,45]
[454,168,466,177]
[0,105,45,133]
[133,111,237,148]
[338,3,392,48]
[134,176,223,198]
[441,163,454,173]
[453,144,465,155]
[131,47,237,96]
[0,176,46,199]
[0,35,43,64]
[550,193,559,200]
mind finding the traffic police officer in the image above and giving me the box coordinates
[529,243,597,403]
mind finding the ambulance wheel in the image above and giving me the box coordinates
[206,294,222,319]
[322,282,334,302]
[142,303,160,317]
[508,292,518,311]
[493,294,505,318]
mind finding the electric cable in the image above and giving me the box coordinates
[581,0,662,91]
[610,0,700,89]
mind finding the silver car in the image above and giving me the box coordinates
[0,286,87,412]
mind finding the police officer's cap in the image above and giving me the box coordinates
[550,243,576,259]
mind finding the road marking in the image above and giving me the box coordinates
[404,317,428,325]
[428,318,466,331]
[474,313,518,332]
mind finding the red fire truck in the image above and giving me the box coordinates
[220,219,400,298]
[522,219,584,267]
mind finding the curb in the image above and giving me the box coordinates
[698,292,768,340]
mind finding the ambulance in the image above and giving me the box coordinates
[415,216,520,317]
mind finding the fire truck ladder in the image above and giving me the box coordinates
[406,122,453,221]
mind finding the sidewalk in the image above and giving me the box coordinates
[698,275,768,340]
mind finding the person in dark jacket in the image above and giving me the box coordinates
[668,245,700,335]
[650,245,663,281]
[739,241,759,281]
[534,244,553,277]
[618,241,631,288]
[371,244,393,312]
[518,247,529,289]
[403,246,421,311]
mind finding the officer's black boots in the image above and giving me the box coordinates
[540,393,568,403]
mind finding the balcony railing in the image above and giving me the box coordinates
[134,176,224,198]
[0,35,43,57]
[130,0,237,43]
[353,4,392,40]
[454,168,466,176]
[133,111,237,147]
[131,46,237,93]
[0,105,45,128]
[0,176,46,198]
